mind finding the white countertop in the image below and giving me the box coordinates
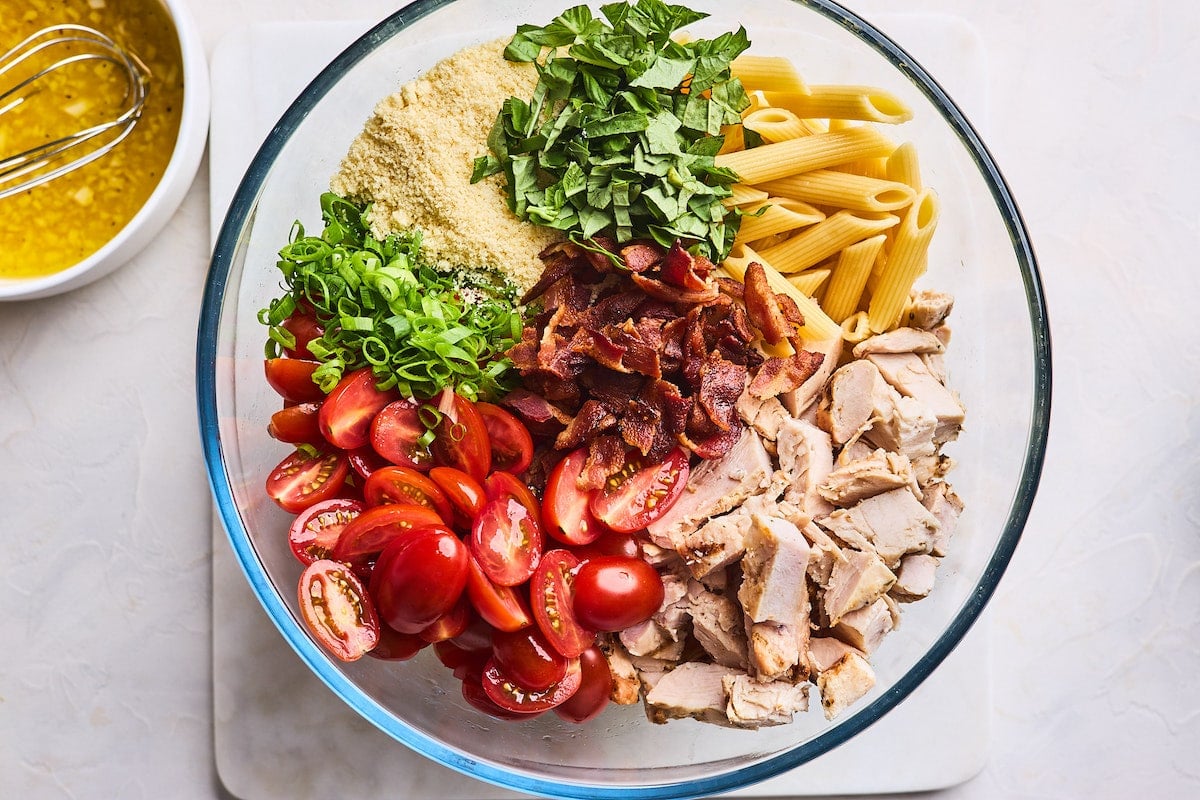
[2,1,1197,798]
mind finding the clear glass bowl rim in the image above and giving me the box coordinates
[197,1,1052,797]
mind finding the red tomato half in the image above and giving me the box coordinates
[370,530,469,634]
[530,549,594,658]
[265,358,325,403]
[347,446,390,480]
[476,402,534,475]
[363,465,453,521]
[482,656,581,714]
[430,388,491,481]
[331,503,446,564]
[419,595,471,643]
[492,627,568,692]
[280,312,324,359]
[370,399,434,471]
[542,449,602,546]
[288,498,363,565]
[553,645,613,723]
[428,466,485,528]
[588,447,689,534]
[571,527,642,563]
[266,449,349,514]
[471,497,543,587]
[297,559,379,662]
[571,556,665,632]
[462,676,538,721]
[465,552,533,633]
[318,367,397,450]
[369,625,428,661]
[483,471,541,521]
[268,403,323,445]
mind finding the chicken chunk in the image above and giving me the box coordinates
[890,553,940,601]
[806,636,865,674]
[817,651,876,720]
[818,448,921,507]
[822,546,896,625]
[644,663,741,725]
[776,417,835,519]
[851,327,945,358]
[748,620,801,681]
[819,488,941,568]
[831,597,894,654]
[739,514,811,624]
[689,589,749,669]
[723,674,809,728]
[867,352,965,444]
[779,336,842,417]
[922,481,963,557]
[597,635,641,705]
[904,289,955,330]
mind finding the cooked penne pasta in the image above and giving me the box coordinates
[731,55,809,94]
[718,243,842,341]
[718,122,745,155]
[840,311,873,343]
[734,198,824,243]
[786,267,831,298]
[759,86,913,125]
[759,170,915,213]
[886,141,922,190]
[822,233,886,322]
[868,188,940,332]
[713,126,896,184]
[723,183,770,208]
[742,107,822,142]
[758,210,898,273]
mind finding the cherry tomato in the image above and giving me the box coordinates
[268,403,323,445]
[428,466,485,528]
[588,447,690,534]
[465,552,533,633]
[553,645,613,723]
[471,497,543,587]
[492,627,569,692]
[482,656,581,714]
[331,503,446,564]
[318,368,398,450]
[347,446,390,480]
[483,471,541,521]
[363,465,454,520]
[430,388,491,482]
[419,595,472,643]
[542,449,602,546]
[266,448,349,514]
[297,559,379,662]
[288,498,363,565]
[265,358,325,403]
[476,402,534,475]
[370,399,434,471]
[370,529,469,634]
[530,549,594,658]
[571,527,642,563]
[369,625,428,661]
[571,556,665,632]
[462,676,538,721]
[435,639,490,674]
[450,615,496,653]
[280,312,324,359]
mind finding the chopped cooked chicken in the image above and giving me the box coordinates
[818,360,896,446]
[688,589,749,668]
[620,619,675,658]
[818,448,921,506]
[675,509,749,578]
[723,674,809,727]
[890,553,940,601]
[776,417,835,518]
[851,327,945,358]
[652,570,693,643]
[779,336,843,417]
[737,392,790,441]
[836,438,876,466]
[922,481,963,557]
[822,546,895,625]
[904,289,954,330]
[819,488,941,568]
[912,452,955,488]
[817,651,876,720]
[867,352,965,444]
[597,635,641,705]
[866,394,938,459]
[921,350,948,384]
[644,663,741,725]
[801,521,846,586]
[831,597,894,654]
[748,620,801,681]
[646,427,774,548]
[739,514,811,624]
[806,636,865,674]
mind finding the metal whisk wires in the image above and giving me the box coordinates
[0,24,149,200]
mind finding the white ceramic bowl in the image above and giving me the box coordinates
[0,0,210,302]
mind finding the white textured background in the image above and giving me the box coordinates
[1,1,1197,798]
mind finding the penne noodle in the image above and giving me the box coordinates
[840,311,873,343]
[886,141,922,190]
[868,189,940,332]
[714,126,896,184]
[734,197,824,243]
[758,210,898,273]
[786,267,831,298]
[742,107,822,142]
[759,170,915,213]
[760,86,913,125]
[731,55,809,95]
[718,122,746,155]
[718,243,842,341]
[822,233,886,323]
[722,183,770,208]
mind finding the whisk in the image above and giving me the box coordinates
[0,24,149,200]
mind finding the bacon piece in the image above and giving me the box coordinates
[630,272,721,305]
[680,417,745,460]
[659,241,709,291]
[579,434,626,492]
[749,351,826,399]
[714,276,745,300]
[619,398,661,457]
[582,235,622,273]
[522,244,585,304]
[621,242,666,273]
[742,262,791,346]
[775,292,806,328]
[581,367,644,415]
[555,400,618,450]
[698,357,749,432]
[507,326,541,372]
[501,389,572,436]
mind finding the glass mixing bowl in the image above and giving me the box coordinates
[198,1,1051,797]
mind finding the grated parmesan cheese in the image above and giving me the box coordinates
[331,40,561,293]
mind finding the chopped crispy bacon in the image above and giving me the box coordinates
[521,244,582,305]
[742,262,792,346]
[621,242,665,273]
[697,356,748,432]
[555,400,618,450]
[501,389,573,436]
[748,350,825,399]
[714,275,745,300]
[581,235,622,273]
[659,241,709,291]
[581,367,643,414]
[619,398,660,457]
[630,272,721,305]
[775,292,806,328]
[579,434,626,491]
[680,418,745,460]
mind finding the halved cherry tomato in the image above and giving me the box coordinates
[363,465,454,520]
[297,559,379,662]
[450,615,495,653]
[553,645,613,723]
[481,656,581,714]
[288,498,363,565]
[462,676,538,721]
[484,471,541,521]
[369,625,428,661]
[370,529,468,634]
[347,446,390,480]
[266,448,349,514]
[428,466,485,528]
[530,549,594,658]
[588,447,689,534]
[471,497,543,587]
[430,388,491,482]
[330,503,446,564]
[419,595,471,643]
[319,368,398,450]
[265,358,325,404]
[465,552,533,633]
[435,639,490,675]
[280,312,325,359]
[476,402,534,475]
[571,555,665,632]
[542,449,602,546]
[492,627,568,692]
[370,399,434,471]
[571,527,642,563]
[268,403,323,445]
